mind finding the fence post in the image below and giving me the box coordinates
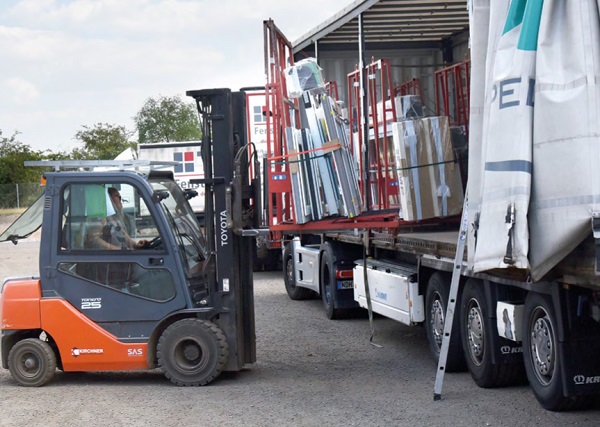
[16,183,20,209]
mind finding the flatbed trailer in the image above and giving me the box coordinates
[263,2,600,412]
[281,202,600,412]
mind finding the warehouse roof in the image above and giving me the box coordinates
[293,0,469,53]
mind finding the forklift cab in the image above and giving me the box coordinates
[2,169,208,321]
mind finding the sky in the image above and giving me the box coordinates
[0,0,353,153]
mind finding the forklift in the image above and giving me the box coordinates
[0,89,258,386]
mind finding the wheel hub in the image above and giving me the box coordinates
[531,315,555,384]
[430,298,444,349]
[183,342,201,362]
[23,355,39,372]
[467,302,484,365]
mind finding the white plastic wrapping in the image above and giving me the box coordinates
[284,58,325,99]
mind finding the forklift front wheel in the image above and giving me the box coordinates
[157,319,229,386]
[8,338,57,387]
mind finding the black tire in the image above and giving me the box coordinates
[460,279,525,387]
[320,242,344,320]
[283,243,312,300]
[158,318,228,386]
[425,272,466,372]
[523,292,593,411]
[8,338,57,387]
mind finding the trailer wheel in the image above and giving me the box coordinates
[523,292,592,411]
[158,318,228,386]
[425,273,465,372]
[8,338,57,387]
[319,242,352,320]
[460,279,524,387]
[283,243,312,300]
[321,245,339,319]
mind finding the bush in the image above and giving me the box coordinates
[0,183,45,209]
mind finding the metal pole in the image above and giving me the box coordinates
[359,12,370,211]
[16,183,20,209]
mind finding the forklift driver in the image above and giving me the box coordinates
[96,187,150,250]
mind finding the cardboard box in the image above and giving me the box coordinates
[422,117,464,218]
[391,117,463,221]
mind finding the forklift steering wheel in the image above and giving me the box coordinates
[146,236,162,249]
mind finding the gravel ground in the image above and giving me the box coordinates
[1,215,599,426]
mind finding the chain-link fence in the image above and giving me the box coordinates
[0,183,45,209]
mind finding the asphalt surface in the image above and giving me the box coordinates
[1,233,599,426]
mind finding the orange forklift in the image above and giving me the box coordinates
[0,89,258,386]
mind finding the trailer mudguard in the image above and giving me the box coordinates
[551,285,600,397]
[483,280,524,366]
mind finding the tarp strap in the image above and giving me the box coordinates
[504,204,515,265]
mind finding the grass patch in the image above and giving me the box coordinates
[0,208,26,216]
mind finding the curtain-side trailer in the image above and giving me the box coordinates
[264,1,600,412]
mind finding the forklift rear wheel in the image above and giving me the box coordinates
[158,319,229,386]
[8,338,57,387]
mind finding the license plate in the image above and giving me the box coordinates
[338,280,353,290]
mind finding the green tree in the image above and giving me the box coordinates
[0,130,44,184]
[72,123,135,160]
[134,95,201,143]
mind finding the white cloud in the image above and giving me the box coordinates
[2,77,40,105]
[0,0,353,152]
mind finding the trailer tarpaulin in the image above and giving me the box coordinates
[469,0,600,279]
[528,0,600,280]
[467,0,492,268]
[471,0,541,272]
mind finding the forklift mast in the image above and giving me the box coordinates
[186,88,258,370]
